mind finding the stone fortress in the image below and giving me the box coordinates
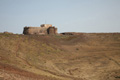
[23,24,58,35]
[2,24,80,35]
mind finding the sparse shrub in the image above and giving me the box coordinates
[76,48,79,50]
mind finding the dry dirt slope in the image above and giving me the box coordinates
[0,33,120,80]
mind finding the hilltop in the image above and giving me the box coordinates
[0,33,120,80]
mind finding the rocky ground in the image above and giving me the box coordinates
[0,33,120,80]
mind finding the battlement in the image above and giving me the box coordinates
[40,24,52,28]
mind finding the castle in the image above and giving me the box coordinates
[23,24,57,35]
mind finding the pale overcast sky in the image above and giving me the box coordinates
[0,0,120,34]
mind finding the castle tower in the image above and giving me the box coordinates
[48,27,55,35]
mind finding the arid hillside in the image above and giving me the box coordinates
[0,33,120,80]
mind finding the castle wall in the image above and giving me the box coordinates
[24,27,50,35]
[23,27,42,35]
[55,28,58,34]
